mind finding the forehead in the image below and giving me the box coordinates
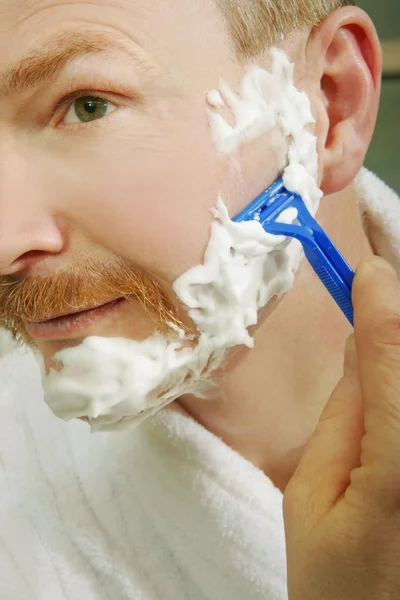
[0,0,232,75]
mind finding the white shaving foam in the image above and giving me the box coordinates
[207,90,225,108]
[36,48,322,432]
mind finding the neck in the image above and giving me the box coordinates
[174,183,373,492]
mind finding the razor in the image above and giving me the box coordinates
[233,177,355,326]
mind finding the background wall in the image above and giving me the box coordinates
[358,0,400,192]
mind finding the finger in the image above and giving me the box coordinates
[352,257,400,477]
[285,336,364,520]
[344,334,359,376]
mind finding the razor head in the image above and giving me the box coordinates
[233,177,287,224]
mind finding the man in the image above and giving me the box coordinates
[1,0,400,598]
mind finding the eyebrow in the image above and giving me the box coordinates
[0,31,134,97]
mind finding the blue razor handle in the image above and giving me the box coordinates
[233,178,355,326]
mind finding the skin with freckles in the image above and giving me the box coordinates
[0,0,381,491]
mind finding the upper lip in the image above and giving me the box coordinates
[26,298,122,324]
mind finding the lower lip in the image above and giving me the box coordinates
[25,299,125,341]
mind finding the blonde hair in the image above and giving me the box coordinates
[219,0,356,57]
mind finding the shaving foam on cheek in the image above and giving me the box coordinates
[37,48,323,433]
[207,48,322,215]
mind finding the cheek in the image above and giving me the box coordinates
[46,114,228,281]
[234,127,287,209]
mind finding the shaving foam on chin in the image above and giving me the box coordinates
[37,48,323,433]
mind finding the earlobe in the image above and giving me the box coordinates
[308,8,382,195]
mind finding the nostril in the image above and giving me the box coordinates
[0,218,65,276]
[18,250,48,262]
[11,250,51,272]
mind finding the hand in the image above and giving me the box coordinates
[284,257,400,600]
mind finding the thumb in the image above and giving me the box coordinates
[353,257,400,491]
[285,335,364,518]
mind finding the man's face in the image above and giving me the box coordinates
[0,0,285,366]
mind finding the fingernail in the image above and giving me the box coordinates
[344,335,357,375]
[357,257,397,280]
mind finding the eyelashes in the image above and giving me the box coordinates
[62,95,117,125]
[50,88,120,128]
[49,75,145,129]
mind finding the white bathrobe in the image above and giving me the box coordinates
[0,169,399,600]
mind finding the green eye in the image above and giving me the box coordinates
[64,96,114,124]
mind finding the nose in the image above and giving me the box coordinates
[0,161,64,275]
[0,210,64,276]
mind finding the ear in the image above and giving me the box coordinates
[305,7,382,195]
